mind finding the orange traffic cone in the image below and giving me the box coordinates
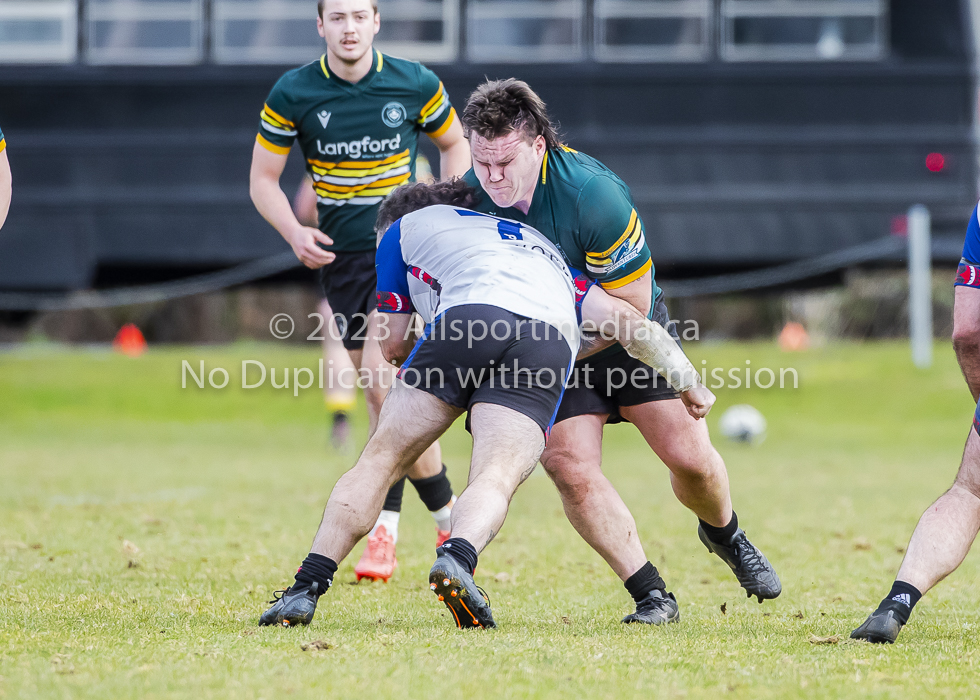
[778,322,809,352]
[113,323,147,357]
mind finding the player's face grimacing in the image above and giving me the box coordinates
[317,0,379,66]
[470,131,547,212]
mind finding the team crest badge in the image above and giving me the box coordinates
[317,110,331,129]
[381,102,407,127]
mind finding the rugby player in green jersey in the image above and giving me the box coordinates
[249,0,470,584]
[0,126,10,229]
[460,80,781,624]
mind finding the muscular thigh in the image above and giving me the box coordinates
[620,398,715,469]
[364,379,462,464]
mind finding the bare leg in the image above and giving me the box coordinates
[319,298,357,412]
[540,414,649,581]
[620,399,732,527]
[449,403,545,552]
[896,428,980,594]
[310,382,462,561]
[359,310,443,479]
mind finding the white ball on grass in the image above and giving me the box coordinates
[718,404,767,445]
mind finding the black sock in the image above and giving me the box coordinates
[699,511,739,544]
[441,537,478,574]
[874,580,922,625]
[293,553,338,596]
[382,478,406,512]
[624,561,667,603]
[410,464,454,512]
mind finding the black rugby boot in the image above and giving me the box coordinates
[622,589,680,625]
[429,547,495,629]
[850,610,904,644]
[258,582,321,627]
[698,526,781,603]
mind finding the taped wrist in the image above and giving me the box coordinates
[623,318,699,392]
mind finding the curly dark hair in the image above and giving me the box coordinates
[461,79,561,150]
[375,179,482,235]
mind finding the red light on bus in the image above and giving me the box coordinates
[926,153,946,172]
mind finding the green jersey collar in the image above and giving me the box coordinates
[318,49,383,86]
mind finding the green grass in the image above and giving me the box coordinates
[1,340,979,699]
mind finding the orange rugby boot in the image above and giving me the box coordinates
[355,525,397,582]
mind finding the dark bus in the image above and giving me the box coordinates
[0,0,974,291]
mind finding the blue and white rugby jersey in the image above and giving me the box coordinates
[376,204,580,354]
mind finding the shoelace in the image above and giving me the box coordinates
[476,585,491,607]
[368,533,394,561]
[268,589,288,605]
[637,592,669,613]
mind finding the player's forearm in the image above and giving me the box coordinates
[380,314,416,365]
[952,287,980,401]
[580,285,698,392]
[437,139,471,181]
[250,174,305,244]
[953,341,980,402]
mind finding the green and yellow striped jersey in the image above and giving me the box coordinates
[257,50,456,252]
[0,125,6,154]
[463,146,658,298]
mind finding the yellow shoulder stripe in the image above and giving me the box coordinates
[427,108,456,139]
[376,50,383,72]
[598,259,652,290]
[256,133,291,155]
[320,54,330,79]
[263,103,294,128]
[420,82,445,116]
[541,152,549,184]
[591,209,639,260]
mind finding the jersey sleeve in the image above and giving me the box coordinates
[256,77,298,156]
[955,202,980,288]
[577,175,653,289]
[376,219,414,313]
[416,64,456,138]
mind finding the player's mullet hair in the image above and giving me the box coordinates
[375,179,482,236]
[461,79,561,150]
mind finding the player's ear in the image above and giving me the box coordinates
[373,10,380,34]
[533,134,547,156]
[316,14,326,38]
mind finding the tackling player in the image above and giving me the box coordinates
[249,0,470,582]
[459,80,781,623]
[851,202,980,643]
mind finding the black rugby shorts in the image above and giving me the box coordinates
[397,304,574,438]
[317,250,376,351]
[555,291,681,425]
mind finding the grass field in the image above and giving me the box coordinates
[1,340,979,699]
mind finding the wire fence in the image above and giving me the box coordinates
[0,236,909,312]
